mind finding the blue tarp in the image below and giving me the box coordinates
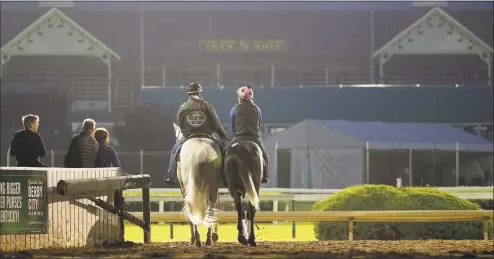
[317,120,493,152]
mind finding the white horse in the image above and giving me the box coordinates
[173,123,221,247]
[224,140,262,246]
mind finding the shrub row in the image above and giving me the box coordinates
[312,185,493,240]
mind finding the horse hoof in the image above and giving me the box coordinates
[205,240,213,246]
[195,241,203,248]
[212,233,219,242]
[248,240,257,247]
[238,235,248,245]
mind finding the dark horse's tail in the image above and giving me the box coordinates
[228,141,261,210]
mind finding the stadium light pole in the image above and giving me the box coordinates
[140,2,145,91]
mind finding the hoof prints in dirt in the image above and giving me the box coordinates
[99,240,141,249]
[2,241,493,259]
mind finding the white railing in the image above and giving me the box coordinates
[122,186,494,203]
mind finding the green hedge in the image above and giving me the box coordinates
[469,199,494,210]
[313,185,493,240]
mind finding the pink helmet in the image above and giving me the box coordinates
[237,85,254,101]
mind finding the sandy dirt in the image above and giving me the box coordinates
[1,240,493,259]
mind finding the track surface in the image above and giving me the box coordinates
[2,241,493,259]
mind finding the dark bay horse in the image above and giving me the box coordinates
[224,140,262,246]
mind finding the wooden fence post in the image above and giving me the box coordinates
[114,190,125,242]
[348,217,354,241]
[484,217,489,241]
[142,187,151,243]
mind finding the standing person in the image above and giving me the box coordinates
[93,127,121,167]
[9,114,48,167]
[64,118,98,168]
[164,83,229,186]
[229,85,270,184]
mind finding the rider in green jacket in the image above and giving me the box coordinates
[164,83,229,186]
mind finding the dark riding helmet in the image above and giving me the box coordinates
[187,83,203,95]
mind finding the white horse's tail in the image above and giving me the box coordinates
[239,160,260,210]
[183,162,217,227]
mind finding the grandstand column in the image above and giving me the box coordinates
[369,4,375,84]
[140,2,145,90]
[378,53,384,84]
[325,63,329,86]
[162,66,166,87]
[270,63,275,87]
[101,55,113,112]
[216,62,221,87]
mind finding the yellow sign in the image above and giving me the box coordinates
[199,39,286,52]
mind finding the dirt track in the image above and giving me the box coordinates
[2,241,493,259]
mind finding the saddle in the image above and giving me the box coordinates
[174,133,224,163]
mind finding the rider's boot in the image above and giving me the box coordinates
[164,173,177,186]
[165,163,177,186]
[261,164,270,184]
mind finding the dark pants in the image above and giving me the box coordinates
[231,135,269,174]
[167,136,186,178]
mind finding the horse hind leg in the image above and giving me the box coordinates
[234,197,248,245]
[193,224,202,247]
[205,204,218,246]
[188,222,196,246]
[247,202,257,247]
[205,226,216,246]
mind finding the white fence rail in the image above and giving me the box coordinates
[122,186,494,203]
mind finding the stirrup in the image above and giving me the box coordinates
[165,175,177,185]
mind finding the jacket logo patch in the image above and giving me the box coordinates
[186,110,206,127]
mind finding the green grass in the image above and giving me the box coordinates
[125,222,316,242]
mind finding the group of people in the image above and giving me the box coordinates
[164,83,270,186]
[9,82,270,187]
[9,116,121,168]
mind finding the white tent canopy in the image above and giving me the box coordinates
[263,119,493,188]
[373,7,493,85]
[0,8,121,111]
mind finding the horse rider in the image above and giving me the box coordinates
[229,85,270,184]
[164,83,230,186]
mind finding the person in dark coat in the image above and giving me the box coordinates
[229,85,270,184]
[93,127,121,168]
[10,114,48,167]
[64,118,98,168]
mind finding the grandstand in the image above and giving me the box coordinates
[0,2,492,180]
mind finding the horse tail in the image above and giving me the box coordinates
[239,159,260,211]
[183,162,209,226]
